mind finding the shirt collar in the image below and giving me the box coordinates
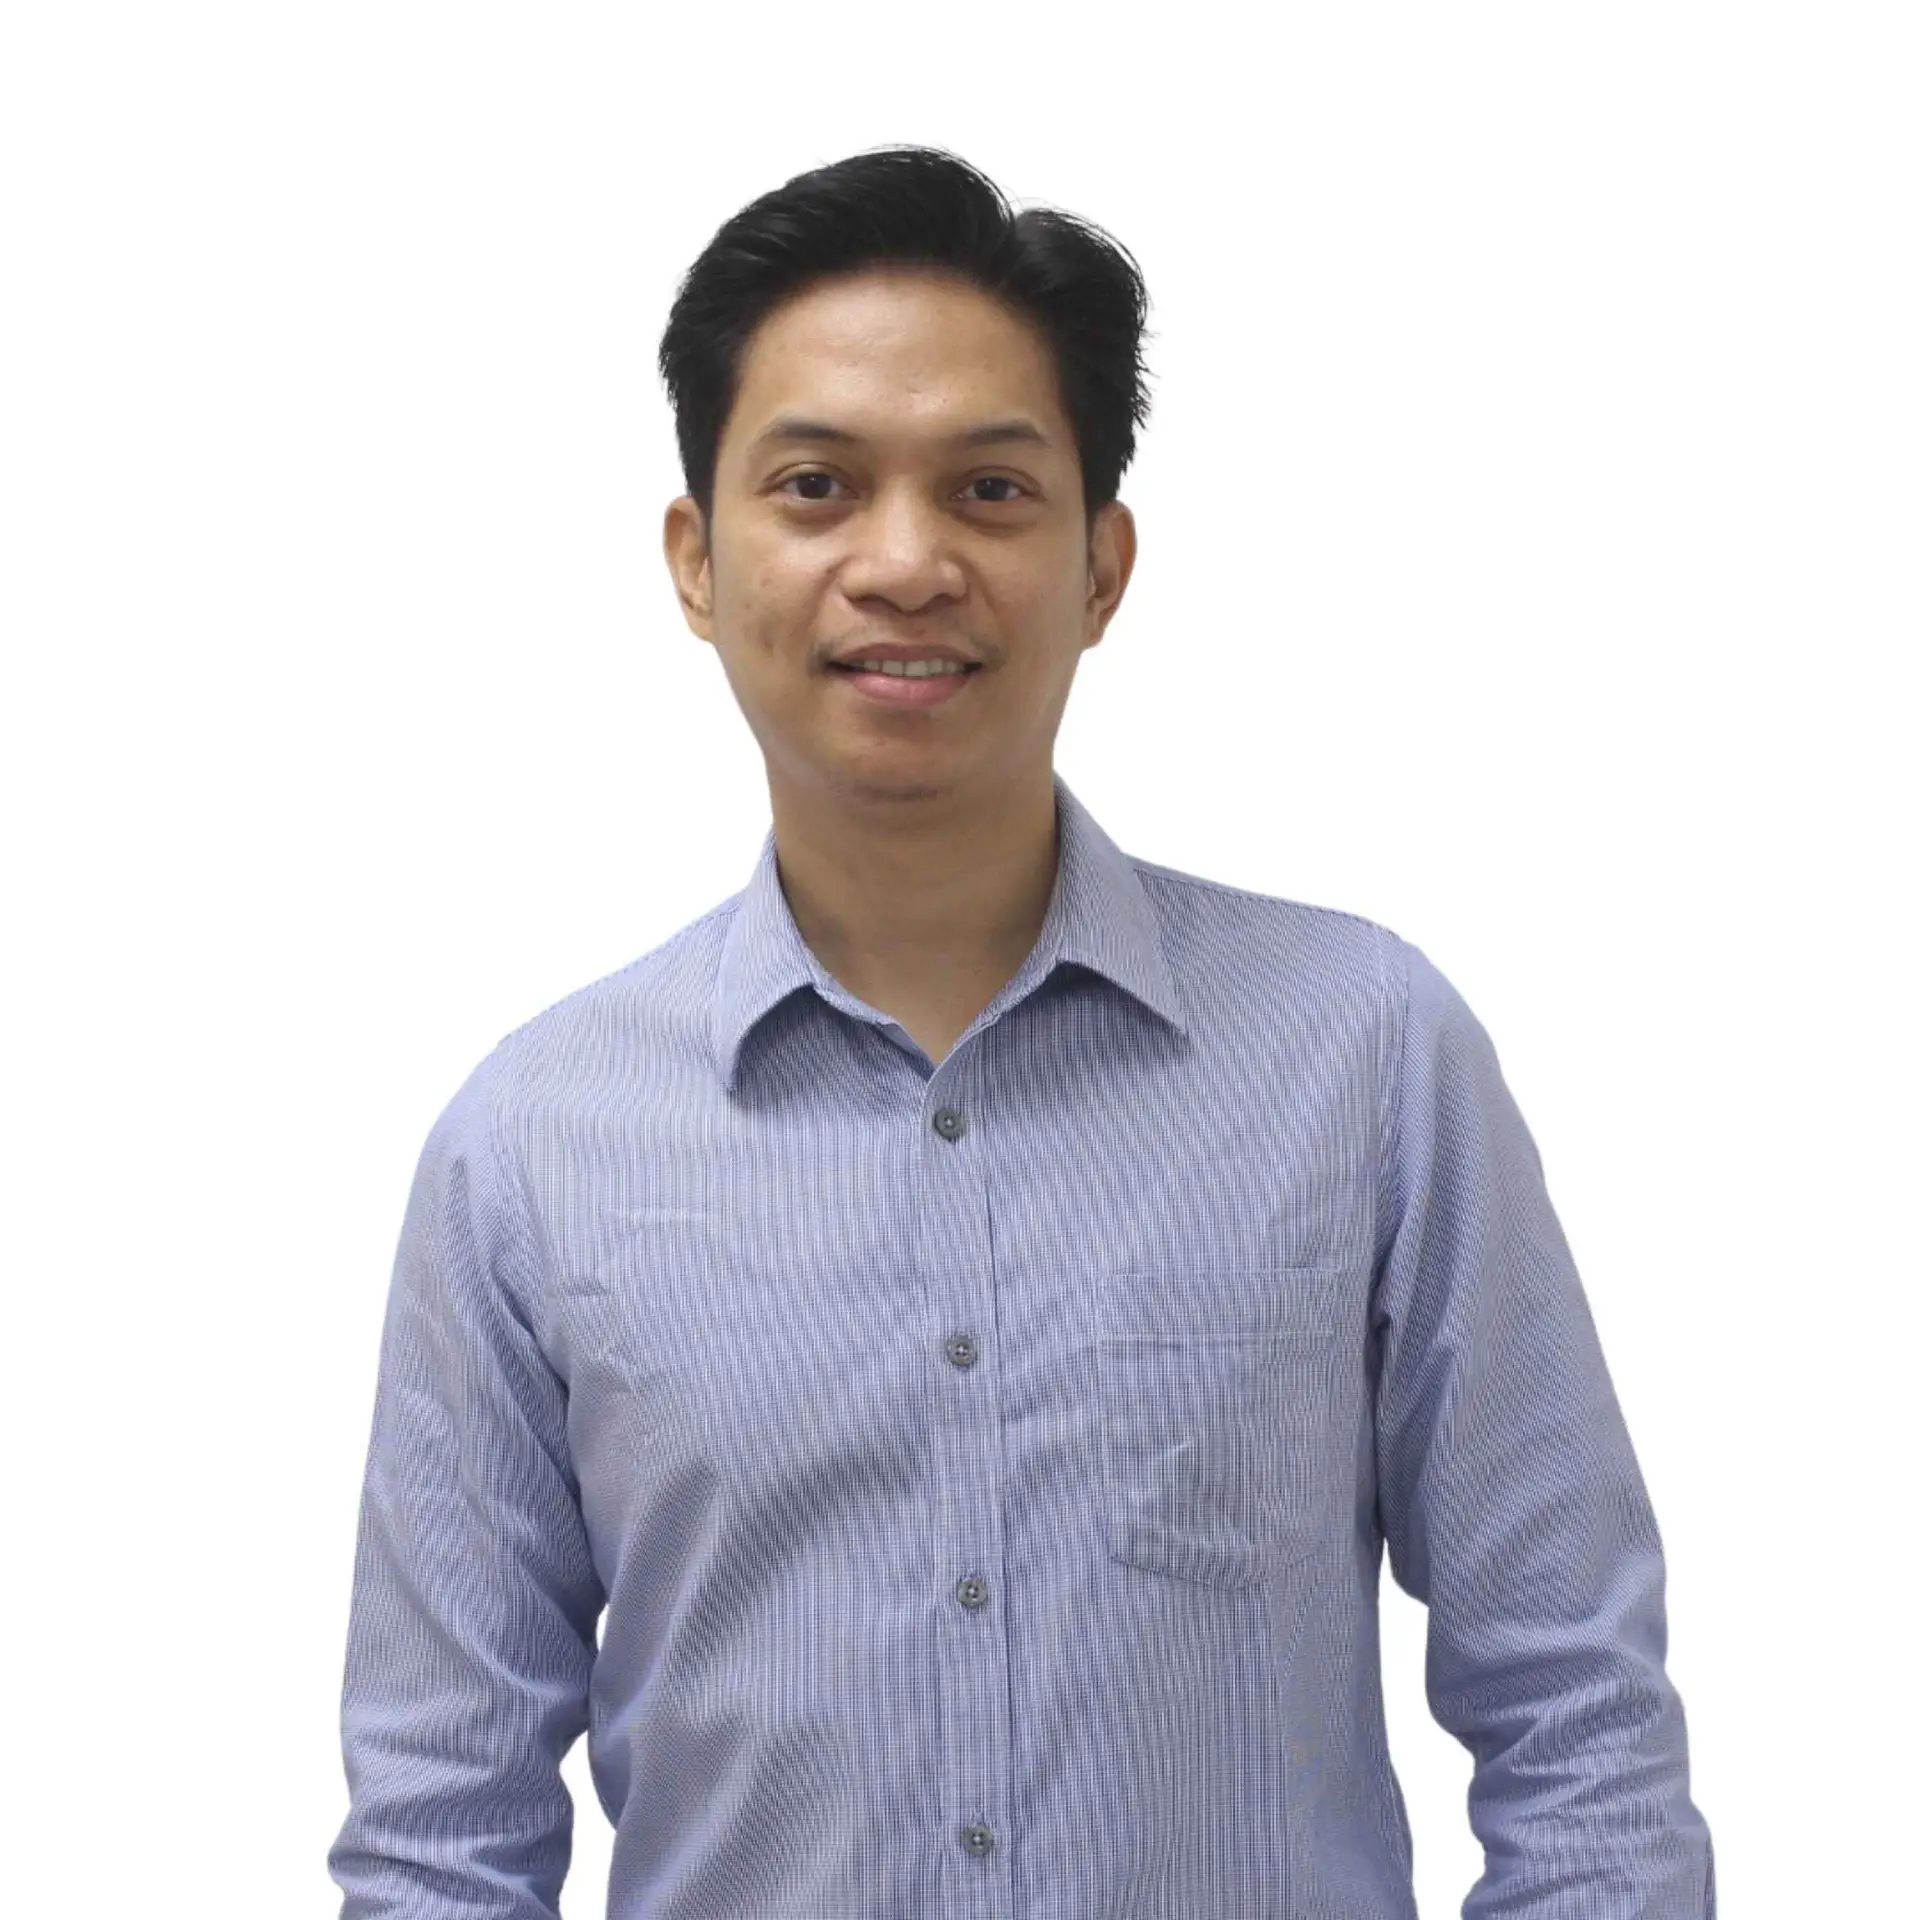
[709,769,1189,1093]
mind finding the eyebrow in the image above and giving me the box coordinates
[749,415,1052,453]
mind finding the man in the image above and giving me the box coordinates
[328,145,1716,1918]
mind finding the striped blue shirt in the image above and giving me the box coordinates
[328,769,1715,1919]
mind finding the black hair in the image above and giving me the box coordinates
[656,144,1155,551]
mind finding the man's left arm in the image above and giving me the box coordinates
[1370,928,1717,1919]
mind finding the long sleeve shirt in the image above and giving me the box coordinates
[327,768,1716,1919]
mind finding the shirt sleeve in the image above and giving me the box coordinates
[326,1046,605,1919]
[1371,930,1717,1919]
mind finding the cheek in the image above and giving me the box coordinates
[721,572,808,660]
[714,527,798,610]
[717,556,777,618]
[1017,564,1088,626]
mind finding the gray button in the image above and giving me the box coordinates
[960,1822,994,1856]
[932,1106,966,1140]
[943,1332,978,1369]
[955,1574,988,1609]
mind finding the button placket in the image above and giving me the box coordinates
[920,1075,1012,1894]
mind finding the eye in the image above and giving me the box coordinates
[779,470,845,503]
[775,471,1032,505]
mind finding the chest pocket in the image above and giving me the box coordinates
[1095,1262,1355,1589]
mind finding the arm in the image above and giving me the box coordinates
[1371,930,1716,1918]
[326,1048,604,1919]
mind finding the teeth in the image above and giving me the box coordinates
[845,658,971,678]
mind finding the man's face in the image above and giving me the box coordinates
[664,266,1135,810]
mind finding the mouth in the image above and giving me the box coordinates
[827,658,983,709]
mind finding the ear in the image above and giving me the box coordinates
[1084,499,1137,647]
[663,495,715,641]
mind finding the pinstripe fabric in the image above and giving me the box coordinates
[327,769,1715,1920]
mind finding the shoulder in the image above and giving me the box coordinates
[1127,850,1411,1014]
[1122,852,1496,1107]
[446,889,744,1138]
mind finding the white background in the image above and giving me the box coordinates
[4,4,1913,1914]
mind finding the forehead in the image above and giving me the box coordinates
[726,268,1067,452]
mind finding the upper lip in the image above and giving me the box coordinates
[827,641,981,668]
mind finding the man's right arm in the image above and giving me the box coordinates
[326,1049,604,1919]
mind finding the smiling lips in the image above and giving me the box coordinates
[829,657,982,708]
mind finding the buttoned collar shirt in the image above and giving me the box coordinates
[328,770,1716,1920]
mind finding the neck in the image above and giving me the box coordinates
[766,766,1062,1020]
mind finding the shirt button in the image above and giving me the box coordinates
[959,1822,995,1857]
[932,1106,966,1141]
[943,1332,978,1369]
[955,1574,988,1609]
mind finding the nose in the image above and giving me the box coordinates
[834,483,967,610]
